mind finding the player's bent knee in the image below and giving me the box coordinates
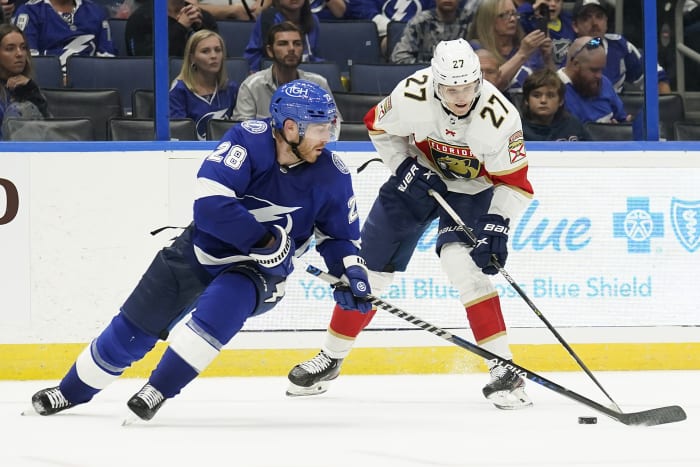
[439,242,496,302]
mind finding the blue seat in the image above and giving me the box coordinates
[317,21,382,73]
[42,88,123,141]
[31,56,63,88]
[65,56,154,113]
[109,118,197,141]
[108,18,128,56]
[217,20,256,58]
[386,21,407,59]
[169,57,250,86]
[350,63,427,94]
[298,62,345,92]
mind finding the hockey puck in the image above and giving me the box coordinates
[578,416,597,424]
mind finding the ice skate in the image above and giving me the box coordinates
[127,383,166,421]
[482,364,533,410]
[286,350,343,397]
[31,386,76,416]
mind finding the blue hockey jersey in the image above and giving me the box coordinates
[601,34,669,93]
[192,119,361,279]
[169,79,239,141]
[556,68,627,124]
[14,0,116,67]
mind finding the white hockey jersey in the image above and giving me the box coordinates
[364,67,534,221]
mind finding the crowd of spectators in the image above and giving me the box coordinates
[0,0,697,142]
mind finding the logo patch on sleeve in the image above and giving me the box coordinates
[508,130,526,163]
[332,153,350,174]
[241,120,268,134]
[376,96,392,121]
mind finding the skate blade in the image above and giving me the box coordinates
[487,387,533,410]
[285,381,330,397]
[20,405,40,416]
[121,411,145,426]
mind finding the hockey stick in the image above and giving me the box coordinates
[428,189,624,413]
[301,261,686,426]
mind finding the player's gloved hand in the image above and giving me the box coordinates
[249,225,295,276]
[333,255,372,313]
[470,214,510,275]
[394,157,447,201]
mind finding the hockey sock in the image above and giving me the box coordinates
[324,304,377,358]
[149,347,199,399]
[465,294,512,361]
[62,314,158,403]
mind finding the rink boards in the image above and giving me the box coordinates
[1,143,699,378]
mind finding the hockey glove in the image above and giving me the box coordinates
[249,225,295,277]
[333,255,372,313]
[470,214,509,275]
[394,157,447,201]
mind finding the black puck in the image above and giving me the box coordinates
[578,416,597,424]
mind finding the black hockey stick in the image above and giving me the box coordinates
[428,189,624,413]
[301,262,686,426]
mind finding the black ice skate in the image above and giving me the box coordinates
[286,350,343,397]
[127,383,166,421]
[482,363,533,410]
[32,386,76,416]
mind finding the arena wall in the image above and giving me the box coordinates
[1,141,699,379]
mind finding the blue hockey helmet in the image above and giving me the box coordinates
[270,79,339,141]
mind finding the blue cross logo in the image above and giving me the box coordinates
[612,197,664,253]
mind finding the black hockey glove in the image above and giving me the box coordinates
[470,214,509,275]
[394,157,447,201]
[333,256,372,313]
[249,225,295,277]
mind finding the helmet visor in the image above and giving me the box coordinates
[302,120,339,142]
[437,81,480,106]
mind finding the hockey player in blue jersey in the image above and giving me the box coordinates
[13,0,116,69]
[30,79,372,422]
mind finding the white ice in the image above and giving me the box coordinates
[1,371,698,467]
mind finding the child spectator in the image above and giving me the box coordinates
[521,68,590,141]
[169,30,239,140]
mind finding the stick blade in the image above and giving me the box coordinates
[618,405,687,426]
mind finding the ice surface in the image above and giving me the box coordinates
[2,371,698,467]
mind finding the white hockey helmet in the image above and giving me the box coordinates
[431,39,482,109]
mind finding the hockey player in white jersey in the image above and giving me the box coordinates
[287,39,535,409]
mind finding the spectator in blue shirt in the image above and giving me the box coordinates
[244,0,321,72]
[13,0,116,70]
[571,0,671,94]
[556,35,629,124]
[170,29,239,140]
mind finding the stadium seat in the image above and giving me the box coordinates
[65,56,154,113]
[132,89,154,119]
[42,88,123,141]
[583,122,634,141]
[108,118,197,141]
[31,56,63,88]
[206,118,240,141]
[673,121,700,141]
[339,121,370,141]
[169,57,249,85]
[333,92,384,122]
[108,18,128,56]
[3,117,95,141]
[216,20,256,58]
[386,21,407,59]
[317,21,382,73]
[350,63,427,94]
[619,92,686,139]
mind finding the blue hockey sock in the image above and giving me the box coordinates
[149,347,198,399]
